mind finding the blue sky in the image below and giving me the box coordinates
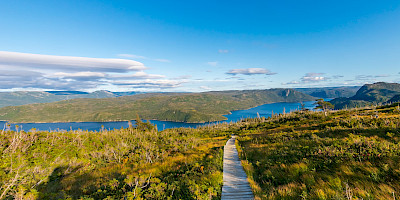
[1,0,400,92]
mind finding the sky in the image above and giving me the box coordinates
[1,0,400,92]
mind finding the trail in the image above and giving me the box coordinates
[221,135,254,200]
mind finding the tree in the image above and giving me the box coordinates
[300,102,309,112]
[135,115,155,131]
[314,99,334,116]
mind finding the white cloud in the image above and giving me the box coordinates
[200,86,211,90]
[0,51,178,91]
[283,73,328,85]
[218,49,229,53]
[301,73,327,82]
[110,71,165,79]
[53,71,107,81]
[0,51,146,72]
[226,68,276,75]
[207,61,218,66]
[112,79,185,89]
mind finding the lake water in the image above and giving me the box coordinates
[0,100,318,132]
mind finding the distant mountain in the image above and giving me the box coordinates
[112,91,142,97]
[294,86,360,98]
[0,90,142,108]
[46,91,89,95]
[0,89,315,123]
[330,82,400,109]
[0,91,66,108]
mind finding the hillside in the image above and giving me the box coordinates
[235,103,400,199]
[389,94,400,103]
[0,86,359,109]
[0,120,229,199]
[0,90,143,108]
[2,101,400,199]
[330,82,400,109]
[294,86,360,98]
[0,89,315,123]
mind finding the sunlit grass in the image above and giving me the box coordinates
[0,121,230,199]
[236,104,400,199]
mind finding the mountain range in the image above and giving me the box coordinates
[0,86,359,108]
[330,82,400,109]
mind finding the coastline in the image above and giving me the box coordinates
[0,100,318,124]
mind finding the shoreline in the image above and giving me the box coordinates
[0,117,227,125]
[0,100,318,124]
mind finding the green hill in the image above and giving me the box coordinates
[388,94,400,103]
[330,82,400,109]
[294,86,360,98]
[0,89,315,123]
[0,90,140,108]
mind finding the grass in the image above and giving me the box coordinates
[234,104,400,199]
[2,100,400,199]
[0,121,231,199]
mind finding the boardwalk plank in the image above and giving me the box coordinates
[221,135,254,200]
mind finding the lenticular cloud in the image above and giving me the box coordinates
[0,51,146,73]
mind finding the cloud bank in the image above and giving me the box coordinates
[0,51,146,72]
[0,51,179,91]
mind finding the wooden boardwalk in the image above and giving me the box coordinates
[222,135,254,200]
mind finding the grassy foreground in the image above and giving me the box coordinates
[0,121,231,199]
[235,103,400,199]
[2,102,400,199]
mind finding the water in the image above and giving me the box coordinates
[0,100,319,132]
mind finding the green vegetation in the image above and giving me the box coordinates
[313,99,334,112]
[0,89,314,123]
[0,91,124,108]
[0,119,231,199]
[234,103,400,199]
[331,82,400,109]
[294,86,360,98]
[0,86,359,109]
[2,96,400,199]
[389,94,400,103]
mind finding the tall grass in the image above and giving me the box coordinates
[0,122,231,199]
[236,105,400,199]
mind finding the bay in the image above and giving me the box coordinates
[0,100,319,132]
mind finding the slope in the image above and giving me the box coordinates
[330,82,400,109]
[0,89,315,123]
